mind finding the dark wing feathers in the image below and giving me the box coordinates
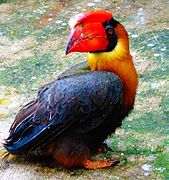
[4,71,123,154]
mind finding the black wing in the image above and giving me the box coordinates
[4,70,123,154]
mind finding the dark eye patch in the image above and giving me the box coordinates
[101,18,118,52]
[90,18,118,53]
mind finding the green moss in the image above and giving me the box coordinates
[36,25,67,43]
[0,51,82,95]
[0,1,51,39]
[131,30,169,57]
[111,137,157,156]
[0,22,33,39]
[141,65,169,82]
[131,30,169,84]
[161,97,169,114]
[122,111,168,135]
[153,152,169,178]
[0,0,20,4]
[0,0,6,3]
[0,53,55,93]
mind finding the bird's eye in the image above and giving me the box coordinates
[106,25,114,35]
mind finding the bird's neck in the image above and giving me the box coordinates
[87,37,138,109]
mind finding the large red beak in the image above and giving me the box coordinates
[66,22,109,54]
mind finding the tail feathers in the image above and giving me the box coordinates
[4,122,46,154]
[4,100,40,154]
[4,99,59,155]
[5,100,38,143]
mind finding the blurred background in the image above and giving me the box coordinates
[0,0,168,179]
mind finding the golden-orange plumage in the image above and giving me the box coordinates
[87,23,138,108]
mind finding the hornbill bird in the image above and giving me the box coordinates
[3,10,138,169]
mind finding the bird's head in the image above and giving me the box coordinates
[66,10,129,55]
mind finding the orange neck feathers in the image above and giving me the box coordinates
[87,23,138,108]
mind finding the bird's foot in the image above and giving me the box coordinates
[0,149,16,161]
[98,143,113,153]
[83,159,119,169]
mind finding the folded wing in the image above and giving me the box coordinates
[4,71,123,154]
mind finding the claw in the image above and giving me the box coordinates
[0,149,16,161]
[0,149,10,160]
